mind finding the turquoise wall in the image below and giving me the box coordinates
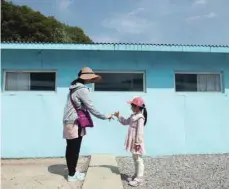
[1,49,229,158]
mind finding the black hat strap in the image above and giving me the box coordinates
[81,72,94,75]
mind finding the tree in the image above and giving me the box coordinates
[1,0,93,43]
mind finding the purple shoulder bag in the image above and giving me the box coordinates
[70,89,94,128]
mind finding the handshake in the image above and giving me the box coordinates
[106,111,120,120]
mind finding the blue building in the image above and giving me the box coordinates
[1,42,229,158]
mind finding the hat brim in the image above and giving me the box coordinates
[79,73,102,83]
[127,100,143,107]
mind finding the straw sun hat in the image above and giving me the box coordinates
[77,67,102,83]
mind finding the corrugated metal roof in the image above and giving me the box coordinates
[1,41,229,53]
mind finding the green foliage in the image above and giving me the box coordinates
[1,0,92,43]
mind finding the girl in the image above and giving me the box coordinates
[114,96,147,187]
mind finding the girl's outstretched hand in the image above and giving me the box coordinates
[113,111,120,118]
[107,114,114,120]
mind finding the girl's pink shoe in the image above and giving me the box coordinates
[126,174,136,182]
[128,177,144,187]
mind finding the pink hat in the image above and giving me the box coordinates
[127,96,145,107]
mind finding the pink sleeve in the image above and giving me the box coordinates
[118,116,131,125]
[135,118,144,145]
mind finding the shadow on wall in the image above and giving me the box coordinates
[52,50,229,90]
[2,49,228,90]
[55,50,175,89]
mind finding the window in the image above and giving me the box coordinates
[94,71,145,92]
[175,73,222,92]
[4,71,56,91]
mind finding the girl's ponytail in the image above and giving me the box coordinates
[141,104,147,126]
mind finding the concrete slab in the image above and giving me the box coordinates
[1,157,90,189]
[82,155,123,189]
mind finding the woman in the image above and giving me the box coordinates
[63,67,113,182]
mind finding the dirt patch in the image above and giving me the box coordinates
[1,156,90,189]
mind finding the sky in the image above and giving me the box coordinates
[10,0,229,45]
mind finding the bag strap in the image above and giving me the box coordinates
[69,89,78,112]
[69,86,87,112]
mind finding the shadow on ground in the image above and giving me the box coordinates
[120,173,130,181]
[90,165,129,181]
[48,164,67,180]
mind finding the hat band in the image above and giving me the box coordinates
[81,72,95,75]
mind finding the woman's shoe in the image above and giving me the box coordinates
[75,171,86,178]
[67,172,85,182]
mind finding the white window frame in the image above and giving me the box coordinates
[174,71,223,93]
[3,70,58,93]
[92,70,146,92]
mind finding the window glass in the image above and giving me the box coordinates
[5,71,56,91]
[94,72,144,92]
[30,72,56,91]
[175,73,222,92]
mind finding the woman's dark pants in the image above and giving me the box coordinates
[65,129,82,176]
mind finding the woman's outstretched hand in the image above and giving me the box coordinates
[113,111,120,118]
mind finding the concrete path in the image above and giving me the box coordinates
[82,155,123,189]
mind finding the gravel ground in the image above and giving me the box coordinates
[117,154,229,189]
[2,156,90,189]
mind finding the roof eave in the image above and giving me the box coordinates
[1,42,229,53]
